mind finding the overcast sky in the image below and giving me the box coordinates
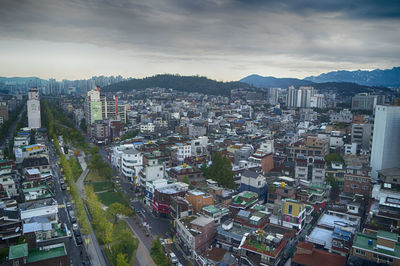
[0,0,399,81]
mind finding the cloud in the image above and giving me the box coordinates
[0,0,399,80]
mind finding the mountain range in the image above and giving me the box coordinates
[240,66,400,88]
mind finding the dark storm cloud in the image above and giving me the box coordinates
[0,0,399,78]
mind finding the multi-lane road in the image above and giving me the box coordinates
[47,140,89,266]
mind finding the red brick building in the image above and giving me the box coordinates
[343,166,371,198]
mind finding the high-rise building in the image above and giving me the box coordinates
[268,88,280,105]
[352,93,384,111]
[84,89,102,127]
[0,101,8,124]
[286,86,321,108]
[27,88,41,128]
[287,86,297,107]
[370,105,400,179]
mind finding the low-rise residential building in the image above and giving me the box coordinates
[168,164,203,185]
[229,191,258,217]
[0,208,22,241]
[176,215,216,256]
[292,242,346,266]
[351,230,400,265]
[185,190,213,214]
[19,198,58,224]
[8,242,68,266]
[238,170,268,203]
[343,165,371,198]
[152,183,188,216]
[295,157,326,184]
[239,229,287,266]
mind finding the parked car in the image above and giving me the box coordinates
[72,223,79,230]
[61,184,67,190]
[76,236,83,245]
[169,252,178,264]
[69,210,77,223]
[73,229,81,237]
[66,202,72,209]
[60,178,65,184]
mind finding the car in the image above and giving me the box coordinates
[72,223,79,230]
[60,178,65,184]
[169,252,178,264]
[75,236,83,245]
[70,217,77,223]
[61,184,67,190]
[73,229,81,237]
[66,202,72,209]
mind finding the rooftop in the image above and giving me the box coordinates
[191,215,214,227]
[9,243,28,260]
[378,168,400,177]
[26,244,67,263]
[293,242,346,266]
[377,230,398,241]
[353,233,400,259]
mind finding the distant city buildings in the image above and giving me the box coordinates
[287,86,325,108]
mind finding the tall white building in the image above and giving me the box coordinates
[27,88,41,128]
[268,88,280,105]
[370,105,400,179]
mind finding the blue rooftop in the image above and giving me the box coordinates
[332,227,352,241]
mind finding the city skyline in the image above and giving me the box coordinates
[1,0,399,81]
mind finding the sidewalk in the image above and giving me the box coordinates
[76,153,107,266]
[123,218,156,266]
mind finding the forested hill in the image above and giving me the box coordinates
[102,74,250,96]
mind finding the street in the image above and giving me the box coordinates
[47,139,89,266]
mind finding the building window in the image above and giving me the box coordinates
[288,205,292,214]
[355,249,365,256]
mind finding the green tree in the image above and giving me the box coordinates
[204,152,235,189]
[106,202,133,224]
[326,176,340,201]
[325,153,344,165]
[150,237,171,266]
[116,253,129,266]
[80,118,87,132]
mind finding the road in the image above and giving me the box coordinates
[0,105,26,149]
[47,139,89,266]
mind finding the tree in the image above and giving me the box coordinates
[103,221,114,250]
[116,253,129,266]
[106,202,133,224]
[204,152,235,189]
[150,237,171,266]
[325,153,344,165]
[80,118,87,132]
[326,176,340,201]
[29,129,35,145]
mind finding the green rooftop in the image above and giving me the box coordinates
[251,204,266,211]
[353,233,400,259]
[377,230,398,242]
[26,245,67,263]
[232,192,258,208]
[239,191,258,199]
[9,243,28,260]
[203,205,219,214]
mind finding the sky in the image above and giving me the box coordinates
[0,0,399,81]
